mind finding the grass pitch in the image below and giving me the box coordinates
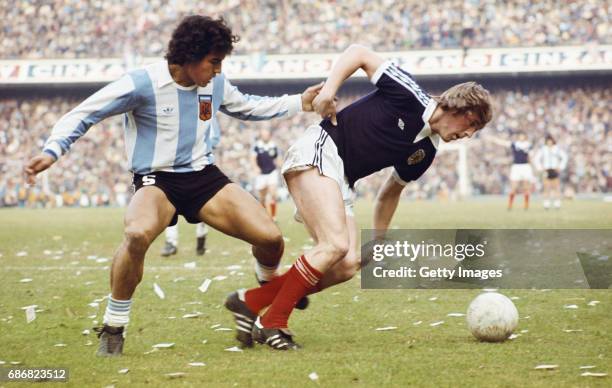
[0,199,610,387]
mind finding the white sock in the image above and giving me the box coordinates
[254,261,279,282]
[553,199,561,208]
[196,223,208,238]
[165,225,178,246]
[103,295,132,327]
[543,200,551,209]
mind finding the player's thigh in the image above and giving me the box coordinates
[198,183,279,245]
[285,167,348,245]
[124,186,176,241]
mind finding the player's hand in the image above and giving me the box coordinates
[301,81,324,112]
[24,153,55,185]
[313,89,338,126]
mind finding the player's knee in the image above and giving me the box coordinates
[338,253,361,281]
[123,226,152,256]
[257,225,284,252]
[321,238,350,265]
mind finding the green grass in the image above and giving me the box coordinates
[0,199,610,387]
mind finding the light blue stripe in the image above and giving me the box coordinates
[219,106,288,121]
[61,87,134,153]
[205,74,225,151]
[174,88,198,172]
[212,74,224,112]
[129,69,158,174]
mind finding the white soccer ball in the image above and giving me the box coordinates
[466,292,518,342]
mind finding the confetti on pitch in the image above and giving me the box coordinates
[19,278,33,283]
[563,329,583,333]
[214,327,232,332]
[581,372,607,377]
[182,312,203,319]
[447,313,465,317]
[509,334,521,340]
[213,275,227,281]
[226,265,242,271]
[153,283,165,299]
[198,279,212,293]
[210,324,221,329]
[413,321,422,325]
[54,343,67,347]
[118,368,129,374]
[430,321,445,327]
[25,306,36,323]
[188,362,206,367]
[184,262,196,269]
[16,251,28,257]
[201,340,208,344]
[375,326,397,331]
[428,296,438,301]
[224,346,243,352]
[535,364,558,370]
[587,300,600,307]
[580,366,596,369]
[152,343,175,349]
[165,372,186,379]
[564,304,578,309]
[309,372,319,381]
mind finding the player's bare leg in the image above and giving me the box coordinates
[521,180,531,210]
[110,187,175,299]
[198,183,284,269]
[98,187,175,356]
[543,178,552,209]
[315,215,360,289]
[551,177,562,209]
[508,181,518,210]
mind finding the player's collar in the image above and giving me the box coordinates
[414,100,440,149]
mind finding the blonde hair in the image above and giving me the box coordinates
[437,82,492,129]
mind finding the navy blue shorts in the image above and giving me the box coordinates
[133,165,232,226]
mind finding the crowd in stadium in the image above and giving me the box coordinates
[1,0,608,59]
[1,85,610,208]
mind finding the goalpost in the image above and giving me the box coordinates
[438,141,471,198]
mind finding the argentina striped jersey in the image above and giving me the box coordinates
[42,60,302,174]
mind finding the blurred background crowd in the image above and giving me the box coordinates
[1,84,610,208]
[1,0,609,59]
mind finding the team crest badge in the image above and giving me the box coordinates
[198,95,212,121]
[407,149,426,165]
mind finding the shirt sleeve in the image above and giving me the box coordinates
[392,141,437,186]
[42,74,138,160]
[219,78,302,121]
[370,60,431,112]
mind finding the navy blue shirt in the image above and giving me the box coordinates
[511,141,531,164]
[253,140,278,174]
[321,61,439,187]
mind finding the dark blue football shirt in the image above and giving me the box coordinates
[320,61,440,187]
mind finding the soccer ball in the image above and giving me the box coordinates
[466,292,518,342]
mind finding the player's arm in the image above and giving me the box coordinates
[219,77,322,121]
[373,171,406,240]
[250,146,259,172]
[25,74,138,184]
[313,44,384,124]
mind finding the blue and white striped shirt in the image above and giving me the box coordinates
[43,60,302,174]
[535,145,568,170]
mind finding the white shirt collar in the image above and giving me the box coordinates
[414,99,440,149]
[156,61,174,88]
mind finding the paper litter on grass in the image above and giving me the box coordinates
[182,312,203,319]
[213,275,227,281]
[214,327,232,331]
[54,343,67,347]
[413,321,422,325]
[118,368,129,374]
[19,278,33,283]
[309,372,319,381]
[25,306,36,323]
[375,326,397,331]
[580,372,607,377]
[563,304,578,309]
[579,366,596,369]
[165,372,186,379]
[152,343,175,349]
[534,364,558,370]
[188,362,206,367]
[224,346,243,352]
[563,329,583,333]
[587,300,600,306]
[153,283,165,299]
[184,262,196,269]
[447,313,465,317]
[198,279,212,293]
[430,321,445,327]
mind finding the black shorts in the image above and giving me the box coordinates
[546,169,559,180]
[133,165,232,226]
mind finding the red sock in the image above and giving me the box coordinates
[270,201,277,218]
[244,272,289,314]
[261,255,322,329]
[508,193,515,209]
[524,193,529,209]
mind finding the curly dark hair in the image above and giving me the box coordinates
[165,15,240,65]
